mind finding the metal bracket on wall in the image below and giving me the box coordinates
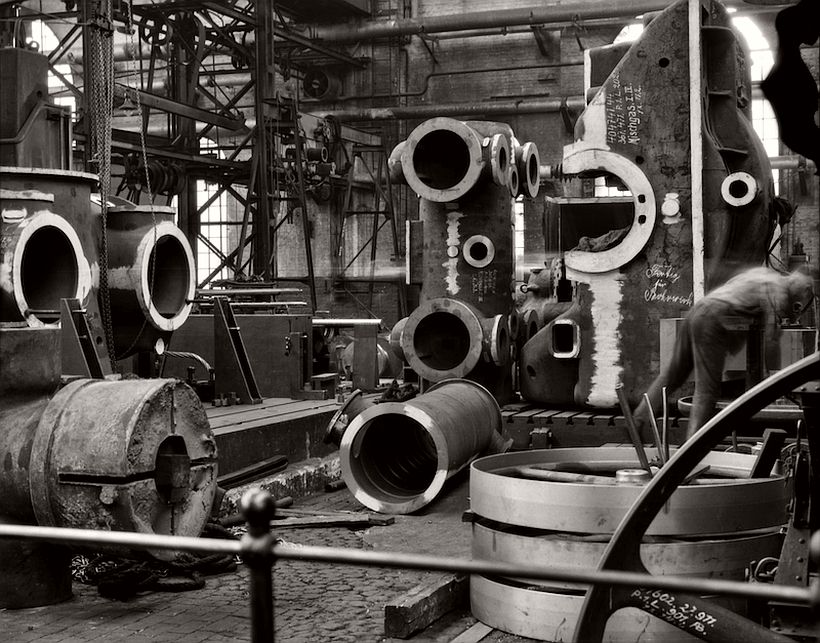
[60,298,112,379]
[213,296,263,404]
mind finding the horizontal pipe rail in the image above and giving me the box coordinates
[196,288,303,297]
[312,318,382,327]
[0,522,814,606]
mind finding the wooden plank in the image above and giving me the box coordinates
[270,514,394,529]
[450,622,494,643]
[210,406,338,435]
[207,400,338,430]
[384,573,469,639]
[206,397,301,420]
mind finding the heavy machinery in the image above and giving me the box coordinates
[0,47,217,609]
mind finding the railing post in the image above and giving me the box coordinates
[240,488,277,642]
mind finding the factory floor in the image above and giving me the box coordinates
[0,472,536,643]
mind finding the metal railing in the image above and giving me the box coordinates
[0,488,817,642]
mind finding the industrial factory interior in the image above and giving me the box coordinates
[2,0,820,641]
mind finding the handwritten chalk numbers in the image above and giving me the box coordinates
[630,589,718,637]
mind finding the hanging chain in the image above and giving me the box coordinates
[117,0,160,363]
[89,0,118,369]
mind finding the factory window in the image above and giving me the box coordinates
[514,197,526,282]
[27,20,76,118]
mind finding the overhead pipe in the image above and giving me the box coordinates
[306,0,675,43]
[306,0,765,43]
[339,379,506,514]
[319,96,588,122]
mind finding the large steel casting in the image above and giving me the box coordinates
[390,117,538,400]
[104,201,196,358]
[518,0,777,409]
[1,188,89,326]
[0,322,218,608]
[339,379,504,514]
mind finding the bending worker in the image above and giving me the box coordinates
[633,266,814,440]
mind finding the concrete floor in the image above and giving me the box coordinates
[0,471,537,643]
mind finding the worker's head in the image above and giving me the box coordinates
[786,270,815,322]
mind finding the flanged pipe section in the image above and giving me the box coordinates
[106,205,195,358]
[514,141,540,198]
[324,389,375,446]
[0,189,89,326]
[720,171,758,207]
[28,378,218,558]
[400,297,492,381]
[400,117,484,202]
[482,133,510,187]
[482,314,510,367]
[339,379,502,514]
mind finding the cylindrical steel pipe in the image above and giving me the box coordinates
[339,379,502,514]
[105,204,196,358]
[0,188,89,326]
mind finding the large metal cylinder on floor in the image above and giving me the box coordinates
[0,324,218,608]
[340,379,502,514]
[0,188,89,326]
[105,203,195,358]
[469,447,787,641]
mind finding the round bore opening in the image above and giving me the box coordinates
[659,57,670,68]
[413,311,471,371]
[468,241,489,262]
[356,415,438,498]
[412,130,471,190]
[20,226,78,324]
[154,435,191,506]
[528,153,539,184]
[498,146,508,173]
[728,180,749,199]
[148,236,191,319]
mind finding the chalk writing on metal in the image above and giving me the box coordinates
[630,588,718,637]
[606,72,644,146]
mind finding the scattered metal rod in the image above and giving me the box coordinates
[643,393,667,466]
[615,385,653,475]
[681,465,711,486]
[514,466,618,485]
[662,386,670,462]
[0,522,814,606]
